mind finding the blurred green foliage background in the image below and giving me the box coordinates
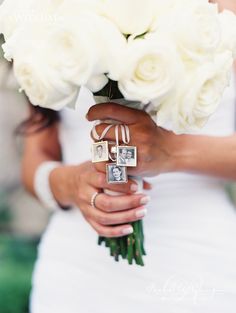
[0,236,38,313]
[0,192,39,313]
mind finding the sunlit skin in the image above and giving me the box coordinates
[22,0,236,238]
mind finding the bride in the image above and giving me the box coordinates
[22,1,236,312]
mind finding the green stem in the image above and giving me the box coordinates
[140,221,146,256]
[98,236,105,246]
[127,234,134,265]
[120,237,127,259]
[134,221,144,266]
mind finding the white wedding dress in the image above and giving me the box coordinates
[30,75,236,313]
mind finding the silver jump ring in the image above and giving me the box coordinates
[90,192,101,209]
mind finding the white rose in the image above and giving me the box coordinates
[2,18,51,61]
[3,7,125,108]
[101,0,158,35]
[218,10,236,57]
[113,37,180,104]
[151,0,210,32]
[13,52,79,110]
[58,0,101,19]
[170,2,221,62]
[3,24,79,110]
[47,11,125,92]
[47,19,99,87]
[155,51,233,133]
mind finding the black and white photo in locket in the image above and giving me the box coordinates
[117,146,137,167]
[106,163,128,184]
[92,141,109,163]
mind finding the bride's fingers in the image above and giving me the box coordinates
[87,103,144,124]
[78,189,148,236]
[88,204,147,226]
[76,185,147,213]
[88,171,139,194]
[87,218,134,238]
[94,193,150,213]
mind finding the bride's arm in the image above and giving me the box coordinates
[22,121,61,196]
[176,133,236,180]
[87,103,236,180]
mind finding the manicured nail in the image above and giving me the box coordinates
[136,208,147,218]
[122,227,133,235]
[130,184,138,192]
[140,196,151,205]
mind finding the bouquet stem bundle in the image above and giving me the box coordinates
[98,219,146,266]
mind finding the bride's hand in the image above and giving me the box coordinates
[87,103,186,177]
[50,161,150,238]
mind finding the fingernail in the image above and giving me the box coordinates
[140,196,151,205]
[122,227,133,235]
[86,113,89,120]
[130,184,138,192]
[136,208,147,218]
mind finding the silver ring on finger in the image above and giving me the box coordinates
[90,192,101,209]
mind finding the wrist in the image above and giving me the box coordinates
[170,134,210,173]
[49,165,78,208]
[161,131,198,173]
[173,134,236,178]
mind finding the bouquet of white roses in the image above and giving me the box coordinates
[1,0,236,265]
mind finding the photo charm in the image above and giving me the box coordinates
[91,141,109,163]
[117,146,137,167]
[106,163,128,184]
